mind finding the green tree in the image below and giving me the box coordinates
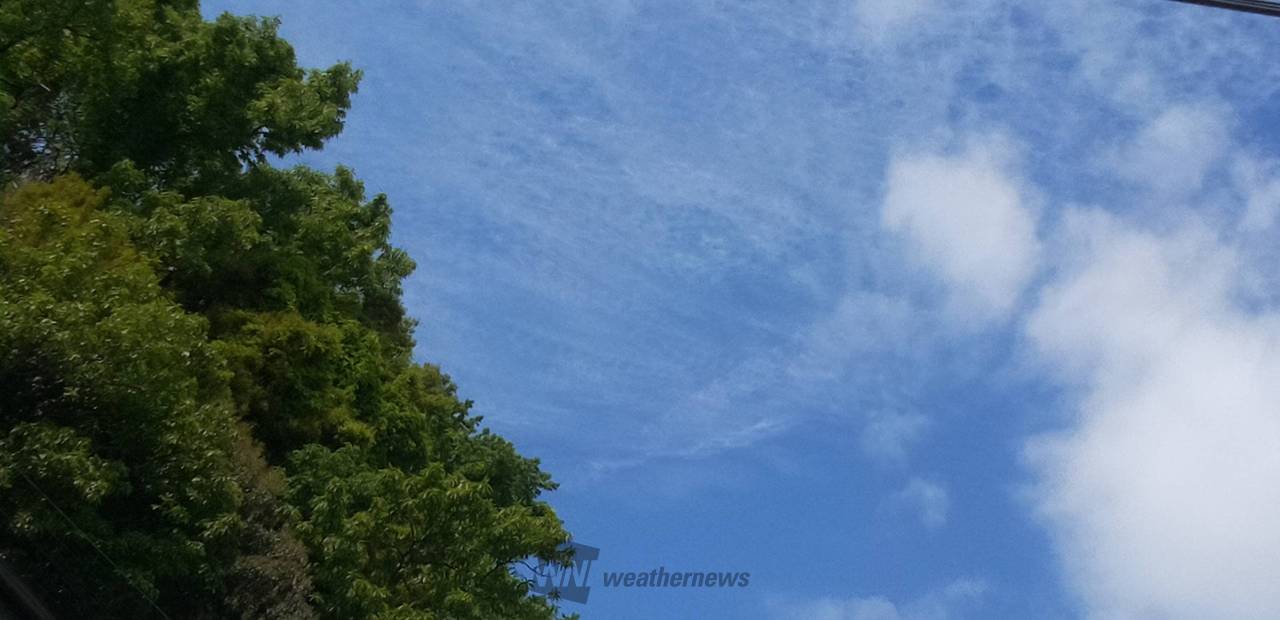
[0,177,261,616]
[1,1,573,618]
[1,0,358,188]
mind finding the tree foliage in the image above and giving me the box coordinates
[0,2,572,618]
[1,0,357,186]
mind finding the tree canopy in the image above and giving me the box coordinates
[0,1,573,618]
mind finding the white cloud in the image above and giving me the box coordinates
[789,291,925,380]
[1040,1,1280,115]
[848,0,937,45]
[1025,209,1280,619]
[775,578,987,620]
[1105,105,1231,201]
[893,477,950,530]
[861,410,930,466]
[882,138,1041,323]
[1232,155,1280,232]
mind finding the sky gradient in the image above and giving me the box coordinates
[203,1,1280,617]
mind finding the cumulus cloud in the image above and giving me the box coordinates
[1105,104,1231,201]
[882,138,1041,323]
[892,477,950,530]
[882,102,1280,616]
[861,410,930,465]
[848,0,937,45]
[1232,155,1280,232]
[775,578,987,620]
[1025,209,1280,619]
[790,292,924,380]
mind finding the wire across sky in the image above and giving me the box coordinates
[1168,0,1280,17]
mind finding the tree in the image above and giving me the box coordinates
[0,176,256,616]
[1,0,358,189]
[1,2,572,618]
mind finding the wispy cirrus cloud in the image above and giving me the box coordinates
[205,1,1280,616]
[213,0,1280,468]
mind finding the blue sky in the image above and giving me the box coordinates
[205,2,1280,618]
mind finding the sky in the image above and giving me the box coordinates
[203,1,1280,618]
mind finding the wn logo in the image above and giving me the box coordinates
[527,541,599,604]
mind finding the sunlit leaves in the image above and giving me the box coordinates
[1,2,572,618]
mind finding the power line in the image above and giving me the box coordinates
[16,470,172,620]
[1166,0,1280,17]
